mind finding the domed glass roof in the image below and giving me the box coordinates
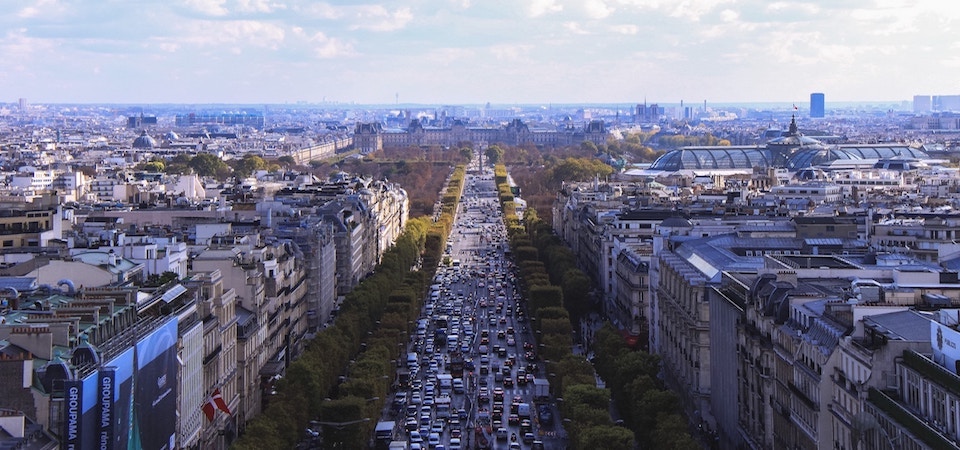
[649,147,770,171]
[786,147,860,170]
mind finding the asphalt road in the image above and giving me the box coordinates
[378,157,566,450]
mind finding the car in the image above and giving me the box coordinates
[410,392,422,405]
[428,432,441,448]
[496,427,509,441]
[503,376,513,388]
[509,443,521,450]
[522,432,535,444]
[508,414,520,425]
[458,409,468,420]
[538,405,553,425]
[493,387,504,401]
[406,417,419,432]
[448,438,461,450]
[431,421,444,434]
[520,420,532,435]
[409,431,424,445]
[506,338,516,347]
[531,441,545,450]
[450,427,461,439]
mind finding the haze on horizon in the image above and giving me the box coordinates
[1,0,956,106]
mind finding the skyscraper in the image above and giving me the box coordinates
[914,95,932,113]
[810,93,825,118]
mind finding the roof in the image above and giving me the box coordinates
[862,310,932,342]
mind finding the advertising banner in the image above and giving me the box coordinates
[133,318,179,450]
[62,379,83,450]
[98,368,115,450]
[109,347,135,449]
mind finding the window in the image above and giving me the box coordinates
[2,240,12,247]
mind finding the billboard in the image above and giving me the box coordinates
[98,368,115,450]
[132,317,179,450]
[932,320,960,374]
[62,379,82,450]
[61,317,179,450]
[60,372,100,450]
[103,347,135,450]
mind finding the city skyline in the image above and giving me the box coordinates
[2,0,958,105]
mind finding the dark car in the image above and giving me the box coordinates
[538,406,553,425]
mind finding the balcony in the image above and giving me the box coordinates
[902,350,960,398]
[868,388,959,449]
[203,344,222,366]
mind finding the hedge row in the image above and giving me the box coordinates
[493,164,634,450]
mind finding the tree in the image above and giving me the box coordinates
[577,425,634,450]
[277,155,296,167]
[485,145,505,165]
[652,413,700,450]
[142,160,165,172]
[233,154,267,179]
[189,153,231,178]
[580,140,599,154]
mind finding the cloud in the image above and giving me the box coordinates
[180,20,286,48]
[297,3,343,20]
[234,0,286,14]
[527,0,563,18]
[564,22,590,35]
[17,0,67,19]
[609,24,638,35]
[348,5,414,32]
[180,0,229,16]
[582,0,614,19]
[292,27,355,58]
[489,44,533,61]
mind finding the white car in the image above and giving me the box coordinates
[427,432,441,448]
[448,437,462,450]
[409,430,424,445]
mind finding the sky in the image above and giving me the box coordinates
[1,0,958,105]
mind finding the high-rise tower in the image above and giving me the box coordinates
[810,93,825,118]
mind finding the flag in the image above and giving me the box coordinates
[203,388,232,421]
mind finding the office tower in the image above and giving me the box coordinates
[934,95,960,112]
[810,93,825,118]
[914,95,932,113]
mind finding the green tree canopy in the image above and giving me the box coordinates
[189,153,231,178]
[485,145,505,165]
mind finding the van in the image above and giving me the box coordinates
[517,403,530,420]
[447,335,459,351]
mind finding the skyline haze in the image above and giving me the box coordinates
[2,0,957,105]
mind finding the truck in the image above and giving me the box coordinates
[437,373,453,393]
[449,351,464,378]
[436,394,452,419]
[389,441,408,450]
[532,378,550,400]
[375,421,396,448]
